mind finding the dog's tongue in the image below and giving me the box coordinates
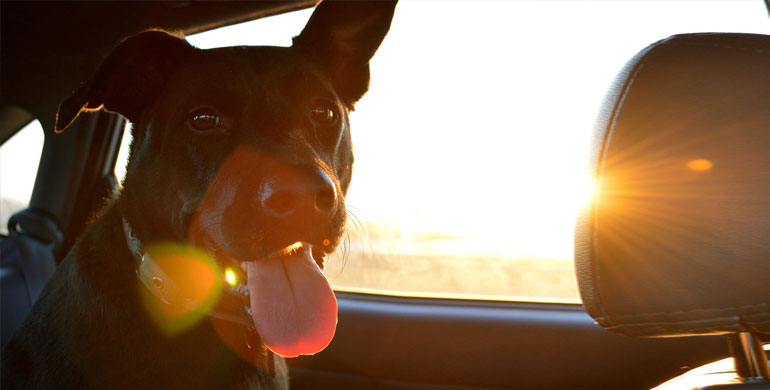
[247,246,337,358]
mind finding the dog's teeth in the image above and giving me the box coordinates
[245,306,253,317]
[238,284,249,297]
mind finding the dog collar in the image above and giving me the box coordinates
[122,218,184,306]
[121,218,251,326]
[121,219,277,374]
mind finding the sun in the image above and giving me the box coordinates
[574,174,597,211]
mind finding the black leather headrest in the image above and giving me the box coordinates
[576,33,770,338]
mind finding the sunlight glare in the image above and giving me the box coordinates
[687,159,714,172]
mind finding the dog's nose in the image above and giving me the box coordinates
[313,174,337,216]
[259,166,337,218]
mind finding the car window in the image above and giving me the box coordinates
[0,120,45,235]
[116,0,770,303]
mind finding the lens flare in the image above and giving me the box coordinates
[138,243,223,335]
[687,159,713,172]
[224,267,238,287]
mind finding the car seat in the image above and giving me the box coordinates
[575,33,770,389]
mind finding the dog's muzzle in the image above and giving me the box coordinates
[122,215,338,359]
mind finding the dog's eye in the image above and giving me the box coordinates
[189,108,221,132]
[310,103,338,124]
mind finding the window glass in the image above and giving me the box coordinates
[0,120,45,235]
[116,1,769,302]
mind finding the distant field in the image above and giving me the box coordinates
[323,219,581,302]
[324,247,581,302]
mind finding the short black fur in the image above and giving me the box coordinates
[1,2,396,389]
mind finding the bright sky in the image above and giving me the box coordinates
[2,1,767,260]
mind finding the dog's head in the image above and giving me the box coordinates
[55,1,396,358]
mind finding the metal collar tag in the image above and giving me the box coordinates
[137,252,185,306]
[122,218,184,306]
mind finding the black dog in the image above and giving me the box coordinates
[1,1,395,388]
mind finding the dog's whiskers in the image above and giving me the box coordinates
[335,206,371,271]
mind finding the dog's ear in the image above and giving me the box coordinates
[55,30,193,133]
[293,0,397,106]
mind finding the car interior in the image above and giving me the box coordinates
[1,1,768,389]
